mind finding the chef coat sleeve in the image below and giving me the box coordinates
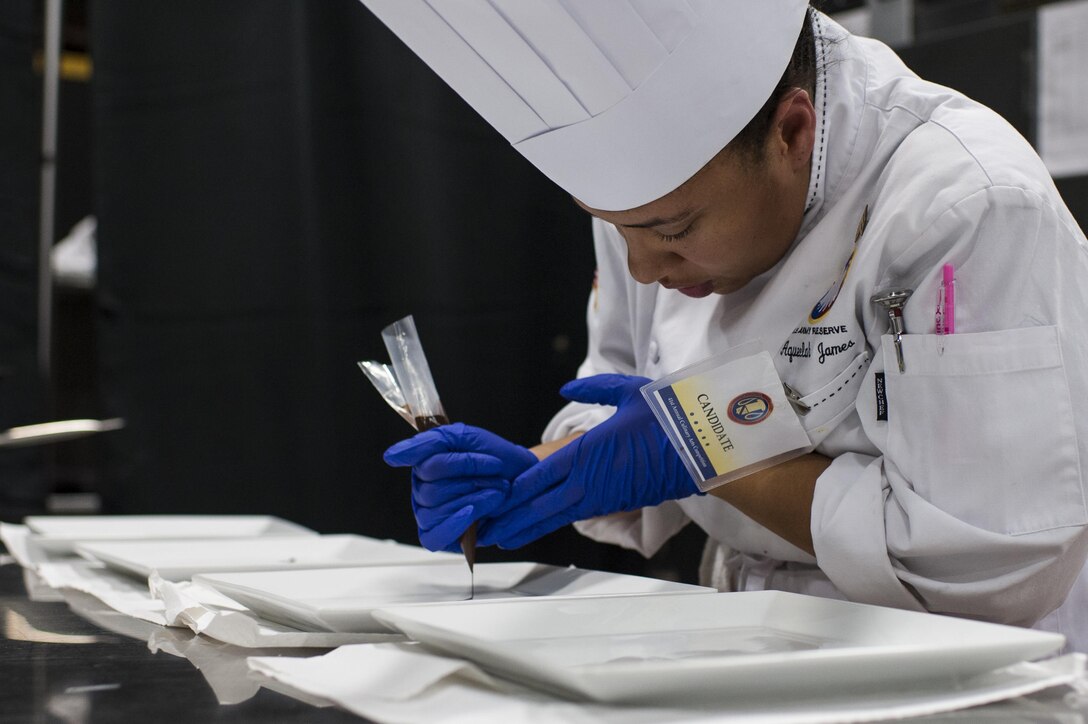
[544,218,692,557]
[811,185,1088,626]
[543,218,639,442]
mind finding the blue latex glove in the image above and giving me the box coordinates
[383,423,538,552]
[478,374,701,549]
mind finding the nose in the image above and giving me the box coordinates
[624,233,673,285]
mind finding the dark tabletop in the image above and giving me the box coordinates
[3,547,1088,724]
[0,559,366,723]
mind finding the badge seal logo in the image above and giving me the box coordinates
[728,393,774,425]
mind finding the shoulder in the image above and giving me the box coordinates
[850,41,1076,259]
[857,41,1051,199]
[886,98,1055,207]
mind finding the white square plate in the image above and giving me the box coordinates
[76,534,461,581]
[194,562,709,633]
[25,515,315,554]
[371,590,1066,705]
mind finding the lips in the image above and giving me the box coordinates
[675,281,715,298]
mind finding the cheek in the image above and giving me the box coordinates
[678,231,746,271]
[694,203,782,268]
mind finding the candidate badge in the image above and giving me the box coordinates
[641,345,813,491]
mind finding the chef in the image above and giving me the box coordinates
[370,0,1088,652]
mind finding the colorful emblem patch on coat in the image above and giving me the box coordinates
[809,205,869,323]
[728,392,773,425]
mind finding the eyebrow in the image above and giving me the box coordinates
[618,210,695,229]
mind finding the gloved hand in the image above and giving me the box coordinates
[478,374,701,549]
[383,423,538,552]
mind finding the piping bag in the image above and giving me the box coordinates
[358,315,475,598]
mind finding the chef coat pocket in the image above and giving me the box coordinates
[883,326,1086,535]
[796,350,870,446]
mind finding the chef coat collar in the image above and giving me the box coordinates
[797,13,865,238]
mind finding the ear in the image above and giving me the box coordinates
[769,88,816,173]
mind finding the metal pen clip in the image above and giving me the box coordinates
[871,288,913,373]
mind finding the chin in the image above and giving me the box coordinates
[714,281,744,295]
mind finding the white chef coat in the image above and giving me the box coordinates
[544,13,1088,653]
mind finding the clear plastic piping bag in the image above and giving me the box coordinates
[360,315,475,596]
[356,360,414,427]
[380,316,447,430]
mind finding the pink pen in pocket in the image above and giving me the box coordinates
[936,263,955,335]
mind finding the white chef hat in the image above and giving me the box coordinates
[360,0,810,211]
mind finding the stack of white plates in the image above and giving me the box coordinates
[25,514,315,554]
[193,562,711,633]
[75,534,460,581]
[372,590,1066,706]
